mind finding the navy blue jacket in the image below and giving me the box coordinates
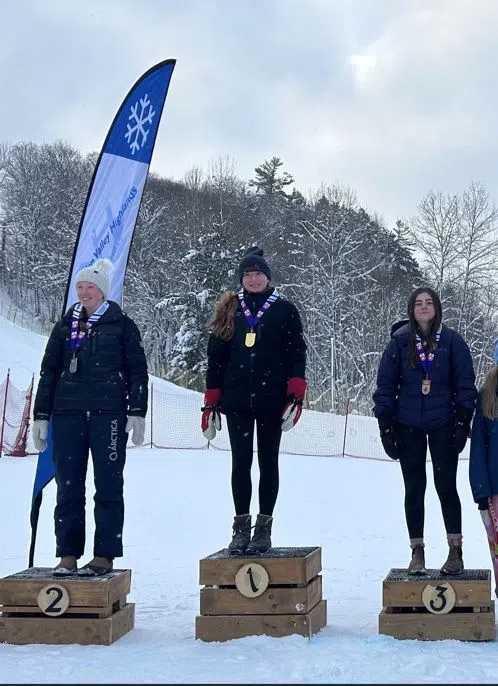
[372,322,476,430]
[33,301,148,418]
[469,394,498,502]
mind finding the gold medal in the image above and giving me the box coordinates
[421,379,431,395]
[245,332,256,347]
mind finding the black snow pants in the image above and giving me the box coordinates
[226,409,283,517]
[52,411,128,559]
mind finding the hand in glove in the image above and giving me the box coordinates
[452,405,473,454]
[377,410,400,461]
[282,377,307,432]
[32,419,49,453]
[379,425,400,460]
[477,497,490,511]
[126,416,146,446]
[201,389,222,440]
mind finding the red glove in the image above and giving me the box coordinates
[282,377,307,431]
[201,389,222,440]
[287,377,307,400]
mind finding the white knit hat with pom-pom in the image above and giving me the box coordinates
[75,258,114,300]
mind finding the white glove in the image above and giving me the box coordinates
[281,400,303,432]
[126,416,146,446]
[32,419,49,452]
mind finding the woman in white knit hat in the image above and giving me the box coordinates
[31,258,148,576]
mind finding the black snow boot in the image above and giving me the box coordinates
[246,514,273,555]
[228,514,251,555]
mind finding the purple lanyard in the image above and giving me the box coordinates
[415,329,441,377]
[70,301,109,354]
[237,288,279,330]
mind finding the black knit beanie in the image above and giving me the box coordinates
[238,247,271,283]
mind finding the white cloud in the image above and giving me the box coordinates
[2,0,498,228]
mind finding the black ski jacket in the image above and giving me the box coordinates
[206,288,307,413]
[33,300,148,418]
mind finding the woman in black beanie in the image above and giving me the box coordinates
[201,247,307,554]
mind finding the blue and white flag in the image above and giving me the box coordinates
[29,59,176,567]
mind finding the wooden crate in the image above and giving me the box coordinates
[196,546,327,642]
[0,567,134,645]
[379,568,496,642]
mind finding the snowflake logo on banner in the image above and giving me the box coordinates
[125,94,156,155]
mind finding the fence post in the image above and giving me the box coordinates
[0,369,10,458]
[150,381,153,448]
[24,373,35,452]
[341,400,350,457]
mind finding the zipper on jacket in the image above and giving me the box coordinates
[249,332,255,409]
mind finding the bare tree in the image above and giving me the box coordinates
[408,190,460,301]
[455,181,498,338]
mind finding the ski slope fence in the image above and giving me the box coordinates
[0,376,472,463]
[0,371,34,457]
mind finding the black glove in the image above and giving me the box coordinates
[380,425,400,460]
[477,497,490,511]
[377,410,400,461]
[452,405,473,454]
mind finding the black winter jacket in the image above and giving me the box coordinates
[206,288,307,413]
[33,301,148,419]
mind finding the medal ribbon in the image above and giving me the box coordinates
[415,326,441,377]
[70,301,109,355]
[237,288,279,331]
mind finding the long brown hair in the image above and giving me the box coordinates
[479,366,498,420]
[407,286,443,368]
[206,291,239,341]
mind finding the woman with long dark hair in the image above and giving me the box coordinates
[201,247,307,555]
[373,286,476,575]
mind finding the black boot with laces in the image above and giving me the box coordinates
[246,514,273,555]
[228,514,251,555]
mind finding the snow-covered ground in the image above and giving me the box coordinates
[1,311,497,683]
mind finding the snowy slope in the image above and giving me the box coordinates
[0,313,497,684]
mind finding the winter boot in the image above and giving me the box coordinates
[52,555,77,577]
[440,545,464,575]
[246,514,273,555]
[408,544,427,575]
[228,514,251,555]
[78,556,114,577]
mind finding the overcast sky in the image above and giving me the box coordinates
[2,0,498,227]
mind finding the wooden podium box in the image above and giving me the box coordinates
[379,568,496,642]
[196,546,327,642]
[0,567,134,645]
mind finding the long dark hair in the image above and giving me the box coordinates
[407,286,443,368]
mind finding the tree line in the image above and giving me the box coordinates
[0,141,497,414]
